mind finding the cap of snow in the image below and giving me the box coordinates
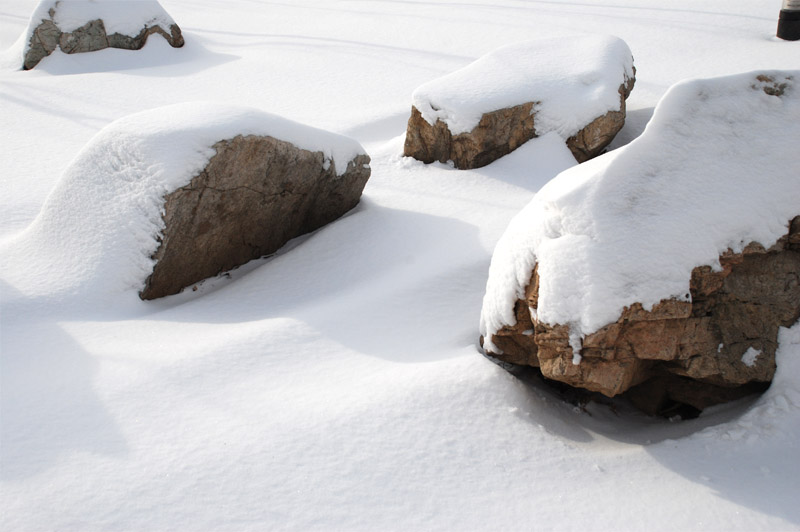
[0,102,367,302]
[23,0,179,54]
[480,70,800,352]
[411,35,634,136]
[28,0,176,34]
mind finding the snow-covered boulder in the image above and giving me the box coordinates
[480,71,800,415]
[403,35,635,169]
[1,103,370,301]
[22,0,184,70]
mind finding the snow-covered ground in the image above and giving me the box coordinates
[1,1,799,530]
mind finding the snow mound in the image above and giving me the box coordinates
[411,35,634,136]
[480,70,800,352]
[0,102,367,302]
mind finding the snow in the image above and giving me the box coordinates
[27,0,176,36]
[411,35,634,136]
[0,102,366,305]
[742,347,762,367]
[481,70,800,350]
[2,0,800,530]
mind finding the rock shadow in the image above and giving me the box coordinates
[32,32,237,77]
[143,201,487,364]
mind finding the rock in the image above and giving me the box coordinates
[403,36,635,169]
[23,0,184,70]
[140,134,371,300]
[479,71,800,416]
[484,217,800,414]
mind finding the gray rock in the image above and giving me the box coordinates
[140,135,371,300]
[58,19,108,54]
[23,1,184,70]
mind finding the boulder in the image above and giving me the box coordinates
[23,0,184,70]
[479,71,800,415]
[0,102,370,302]
[141,134,371,300]
[404,35,635,169]
[484,218,800,413]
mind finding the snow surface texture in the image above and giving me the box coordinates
[0,102,366,304]
[2,0,800,530]
[412,35,634,136]
[481,70,800,352]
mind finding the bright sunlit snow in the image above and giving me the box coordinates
[1,1,800,531]
[412,34,634,136]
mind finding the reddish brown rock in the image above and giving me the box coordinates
[483,217,800,414]
[140,135,371,300]
[403,73,635,169]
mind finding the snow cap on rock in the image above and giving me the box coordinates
[0,102,368,302]
[481,70,800,352]
[411,34,635,137]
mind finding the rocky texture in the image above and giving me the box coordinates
[483,216,800,415]
[404,72,634,169]
[23,2,184,70]
[140,135,371,300]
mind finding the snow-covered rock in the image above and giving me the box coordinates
[480,71,800,412]
[1,102,370,301]
[403,35,635,169]
[22,0,184,70]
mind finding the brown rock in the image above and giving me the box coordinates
[23,2,184,70]
[403,71,635,169]
[140,135,371,300]
[484,216,800,414]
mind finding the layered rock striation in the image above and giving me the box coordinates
[484,218,800,413]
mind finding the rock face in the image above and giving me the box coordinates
[140,135,371,300]
[484,217,800,415]
[23,1,184,70]
[404,59,634,169]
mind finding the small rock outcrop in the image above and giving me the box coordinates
[140,135,371,300]
[403,36,636,169]
[23,0,184,70]
[484,217,800,415]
